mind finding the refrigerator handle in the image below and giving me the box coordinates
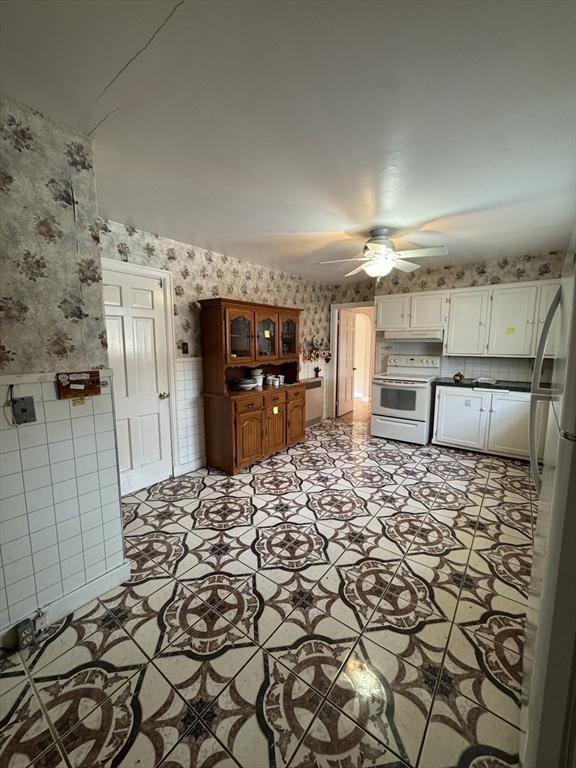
[529,395,542,494]
[529,286,560,493]
[531,287,561,395]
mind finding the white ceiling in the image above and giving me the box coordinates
[1,0,575,280]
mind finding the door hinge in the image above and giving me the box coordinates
[158,279,163,287]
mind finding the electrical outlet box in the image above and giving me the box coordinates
[12,396,36,424]
[15,618,37,649]
[35,610,49,633]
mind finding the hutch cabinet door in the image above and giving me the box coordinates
[235,410,263,467]
[279,311,299,358]
[226,307,255,364]
[255,311,279,360]
[287,398,306,444]
[264,403,286,453]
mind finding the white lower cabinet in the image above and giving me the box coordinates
[434,386,544,459]
[434,388,490,450]
[487,393,531,458]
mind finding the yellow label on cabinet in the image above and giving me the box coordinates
[264,329,271,338]
[505,326,516,335]
[273,406,279,415]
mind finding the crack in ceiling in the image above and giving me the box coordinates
[88,0,186,135]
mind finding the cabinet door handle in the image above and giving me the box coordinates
[247,402,254,408]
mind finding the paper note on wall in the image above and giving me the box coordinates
[505,327,516,335]
[464,399,471,407]
[273,406,279,414]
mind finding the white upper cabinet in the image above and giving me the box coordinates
[375,279,560,356]
[487,284,537,356]
[445,289,490,355]
[534,280,561,357]
[410,293,449,328]
[375,295,409,330]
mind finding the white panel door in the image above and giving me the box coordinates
[534,281,561,357]
[434,388,490,449]
[487,393,531,458]
[103,268,172,494]
[410,293,448,328]
[375,295,410,330]
[445,289,490,355]
[487,284,537,356]
[337,309,356,416]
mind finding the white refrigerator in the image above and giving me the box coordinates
[523,250,576,767]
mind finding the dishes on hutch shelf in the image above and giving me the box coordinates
[236,378,258,391]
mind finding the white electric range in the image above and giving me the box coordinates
[371,355,440,444]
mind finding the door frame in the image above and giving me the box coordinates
[329,301,375,419]
[101,257,178,477]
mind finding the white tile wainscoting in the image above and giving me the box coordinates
[172,357,334,476]
[0,371,129,641]
[173,357,206,474]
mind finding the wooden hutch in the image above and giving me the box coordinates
[199,298,306,474]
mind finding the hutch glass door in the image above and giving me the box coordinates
[256,312,278,359]
[280,313,298,357]
[226,308,254,362]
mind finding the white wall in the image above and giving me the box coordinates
[0,372,128,641]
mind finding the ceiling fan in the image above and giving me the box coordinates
[320,227,448,277]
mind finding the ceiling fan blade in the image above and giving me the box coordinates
[395,246,448,259]
[319,255,367,264]
[344,264,368,277]
[393,259,420,273]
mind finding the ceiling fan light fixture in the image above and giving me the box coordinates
[363,259,395,277]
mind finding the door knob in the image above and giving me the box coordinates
[159,392,170,400]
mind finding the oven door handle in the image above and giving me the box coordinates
[372,381,428,388]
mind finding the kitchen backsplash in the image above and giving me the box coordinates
[99,220,374,358]
[0,94,108,374]
[439,356,536,382]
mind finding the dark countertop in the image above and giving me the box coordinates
[433,377,533,393]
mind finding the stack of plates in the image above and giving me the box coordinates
[236,378,257,390]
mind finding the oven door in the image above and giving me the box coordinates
[372,380,430,421]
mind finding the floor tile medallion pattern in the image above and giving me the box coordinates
[0,416,534,767]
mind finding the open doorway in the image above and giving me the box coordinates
[331,303,375,420]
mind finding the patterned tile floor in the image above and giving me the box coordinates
[0,416,535,767]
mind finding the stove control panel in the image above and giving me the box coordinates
[388,356,440,367]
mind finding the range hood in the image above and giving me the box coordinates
[383,329,444,342]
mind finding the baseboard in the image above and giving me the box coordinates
[0,560,130,648]
[174,458,206,476]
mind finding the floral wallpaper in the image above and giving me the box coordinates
[99,220,374,357]
[0,94,107,373]
[374,253,563,295]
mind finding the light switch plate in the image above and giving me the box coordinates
[12,396,36,424]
